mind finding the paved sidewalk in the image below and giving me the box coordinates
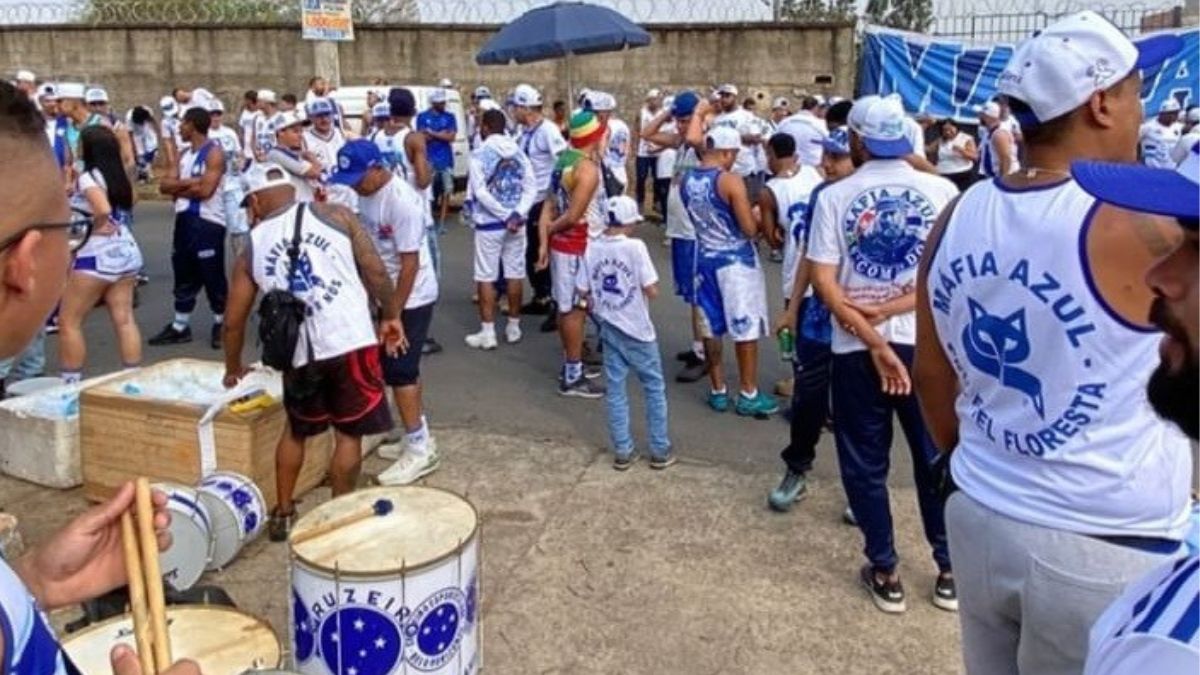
[9,427,962,674]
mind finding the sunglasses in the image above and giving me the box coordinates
[0,208,93,256]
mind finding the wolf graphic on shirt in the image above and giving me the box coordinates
[962,297,1045,419]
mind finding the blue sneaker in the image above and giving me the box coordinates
[736,391,780,417]
[707,390,730,412]
[768,469,807,512]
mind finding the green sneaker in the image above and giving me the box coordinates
[707,390,730,412]
[736,391,780,417]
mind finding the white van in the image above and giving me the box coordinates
[329,85,469,189]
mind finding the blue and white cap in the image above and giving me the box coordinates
[606,195,643,226]
[847,94,910,159]
[84,87,108,104]
[371,101,392,119]
[821,126,851,156]
[329,139,385,187]
[998,11,1182,126]
[307,97,335,117]
[1072,141,1200,222]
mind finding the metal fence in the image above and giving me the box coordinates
[931,0,1187,42]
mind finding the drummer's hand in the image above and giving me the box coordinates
[111,645,200,675]
[12,482,172,611]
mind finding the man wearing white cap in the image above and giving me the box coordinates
[238,90,259,164]
[768,97,790,132]
[913,12,1188,673]
[86,87,136,173]
[590,92,630,193]
[267,111,320,203]
[806,94,957,615]
[512,83,568,318]
[159,94,185,167]
[206,98,250,256]
[636,89,663,215]
[40,85,71,171]
[1140,98,1184,168]
[304,97,356,211]
[417,88,458,228]
[977,100,1021,177]
[679,123,776,418]
[710,84,763,197]
[14,70,36,102]
[251,89,280,161]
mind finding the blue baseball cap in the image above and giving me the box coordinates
[1072,141,1200,222]
[307,97,335,117]
[329,140,384,187]
[670,90,700,119]
[822,126,851,156]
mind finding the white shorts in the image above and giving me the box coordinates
[550,250,582,313]
[695,260,769,342]
[473,228,527,282]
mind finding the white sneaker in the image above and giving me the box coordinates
[377,434,438,461]
[377,448,441,486]
[505,322,523,344]
[465,330,498,350]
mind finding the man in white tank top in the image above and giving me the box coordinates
[206,98,250,257]
[222,162,401,541]
[1071,145,1199,675]
[303,97,357,211]
[151,106,229,350]
[913,13,1189,674]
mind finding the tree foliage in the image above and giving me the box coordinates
[864,0,935,32]
[778,0,857,23]
[79,0,418,25]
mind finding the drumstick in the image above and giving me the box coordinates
[136,478,172,672]
[120,511,156,675]
[290,498,394,545]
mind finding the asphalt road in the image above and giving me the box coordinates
[47,200,920,487]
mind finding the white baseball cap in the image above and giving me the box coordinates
[15,70,34,83]
[772,96,790,110]
[478,98,501,112]
[998,10,1182,126]
[591,92,617,112]
[1188,108,1200,124]
[38,83,57,100]
[159,95,178,116]
[606,195,644,226]
[438,77,453,88]
[473,85,492,100]
[371,101,392,119]
[430,88,448,104]
[512,83,542,108]
[273,110,310,133]
[704,126,741,150]
[848,94,911,158]
[240,163,293,205]
[979,101,1002,118]
[1160,98,1182,113]
[258,89,277,104]
[716,83,739,96]
[85,87,108,104]
[646,88,661,100]
[55,82,86,100]
[207,98,225,113]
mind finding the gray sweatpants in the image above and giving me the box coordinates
[946,490,1181,675]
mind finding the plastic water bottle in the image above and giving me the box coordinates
[778,327,795,362]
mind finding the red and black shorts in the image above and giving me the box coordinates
[284,345,394,439]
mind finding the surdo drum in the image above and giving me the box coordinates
[199,470,267,570]
[62,606,281,674]
[289,487,481,675]
[154,482,214,591]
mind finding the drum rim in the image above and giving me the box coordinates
[289,485,479,576]
[62,605,282,668]
[198,471,267,534]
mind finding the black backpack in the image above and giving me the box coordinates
[257,205,309,371]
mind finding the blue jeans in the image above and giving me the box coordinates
[831,345,950,574]
[600,322,670,459]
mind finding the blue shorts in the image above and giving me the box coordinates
[381,303,435,387]
[670,238,696,304]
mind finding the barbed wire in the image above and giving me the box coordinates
[0,0,1182,29]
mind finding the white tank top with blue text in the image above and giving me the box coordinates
[768,166,823,298]
[929,179,1191,538]
[249,203,378,368]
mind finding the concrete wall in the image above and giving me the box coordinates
[0,22,855,120]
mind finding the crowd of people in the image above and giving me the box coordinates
[0,9,1197,674]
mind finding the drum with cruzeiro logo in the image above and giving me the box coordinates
[154,482,214,592]
[289,486,481,675]
[62,606,281,675]
[199,470,267,570]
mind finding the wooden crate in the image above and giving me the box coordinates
[80,359,332,509]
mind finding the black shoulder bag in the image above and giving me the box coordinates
[258,205,309,372]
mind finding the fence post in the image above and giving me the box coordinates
[314,41,342,89]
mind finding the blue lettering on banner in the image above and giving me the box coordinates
[933,253,1106,457]
[859,25,1199,122]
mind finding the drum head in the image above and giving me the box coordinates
[291,486,477,575]
[156,483,213,591]
[63,606,281,675]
